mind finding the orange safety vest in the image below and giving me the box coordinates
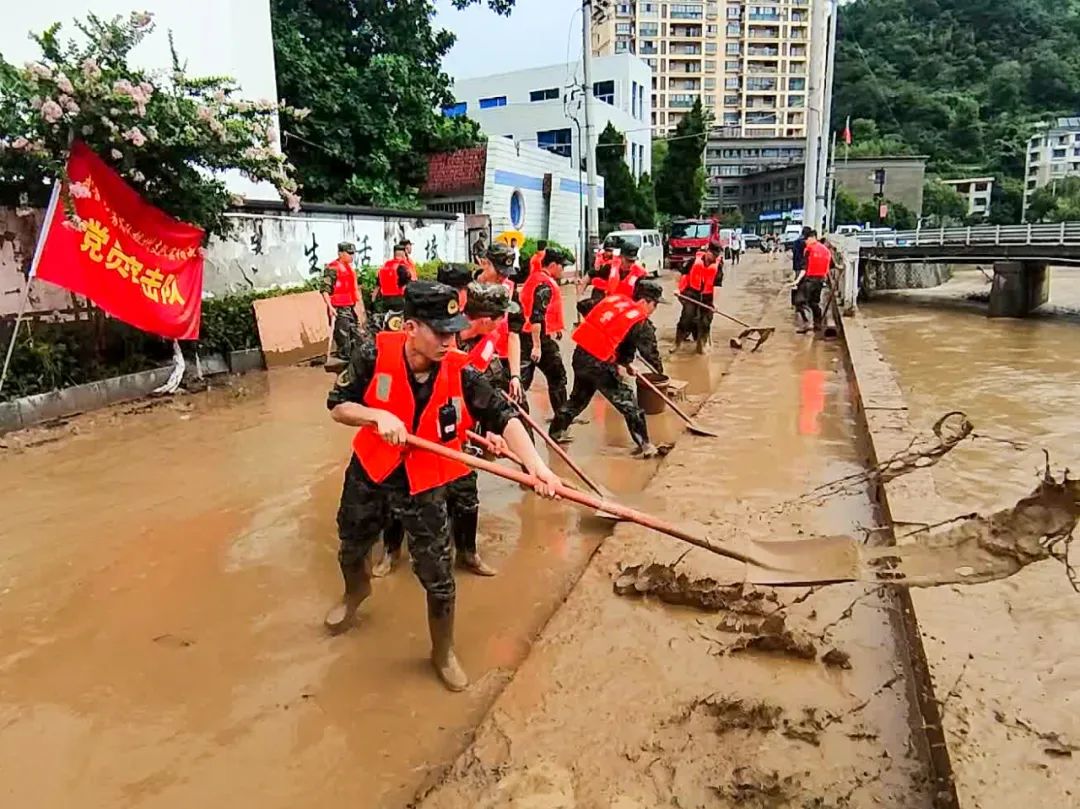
[519,270,565,336]
[466,318,507,372]
[328,259,359,307]
[686,257,721,296]
[351,331,473,495]
[572,294,649,363]
[528,251,544,276]
[403,256,418,280]
[805,241,831,278]
[615,263,648,298]
[378,259,408,297]
[591,256,621,291]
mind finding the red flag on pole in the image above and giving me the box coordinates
[842,116,852,146]
[35,141,205,340]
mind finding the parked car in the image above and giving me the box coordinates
[780,224,804,248]
[741,233,762,250]
[602,229,663,277]
[835,224,862,237]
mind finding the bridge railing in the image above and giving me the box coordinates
[865,222,1080,248]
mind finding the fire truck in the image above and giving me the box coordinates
[664,216,723,271]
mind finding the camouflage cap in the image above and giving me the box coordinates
[436,262,475,290]
[404,280,470,333]
[542,248,573,266]
[337,241,356,253]
[621,242,640,258]
[464,281,520,318]
[633,278,666,304]
[485,242,516,273]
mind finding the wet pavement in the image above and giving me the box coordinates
[862,303,1080,808]
[0,277,734,808]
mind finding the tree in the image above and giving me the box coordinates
[1026,177,1080,222]
[922,179,968,226]
[654,99,709,218]
[272,0,486,208]
[987,177,1024,225]
[634,172,657,229]
[719,209,743,228]
[834,187,861,225]
[0,12,299,237]
[596,122,639,229]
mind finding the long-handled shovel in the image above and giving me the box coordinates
[503,394,616,501]
[628,364,720,439]
[676,293,775,352]
[465,430,526,470]
[406,434,779,569]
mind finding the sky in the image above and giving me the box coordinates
[434,0,583,80]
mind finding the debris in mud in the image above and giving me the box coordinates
[690,695,782,733]
[152,633,194,648]
[822,648,853,670]
[865,470,1080,589]
[613,562,780,613]
[729,627,818,661]
[712,766,796,808]
[793,410,973,505]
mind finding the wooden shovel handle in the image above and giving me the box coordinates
[676,292,751,329]
[629,366,705,429]
[404,434,774,570]
[465,429,526,468]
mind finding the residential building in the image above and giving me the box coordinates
[704,134,804,211]
[593,0,811,137]
[1023,117,1080,219]
[420,137,605,252]
[447,54,652,180]
[942,177,995,219]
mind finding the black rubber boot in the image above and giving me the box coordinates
[323,562,372,634]
[428,598,468,692]
[454,511,496,576]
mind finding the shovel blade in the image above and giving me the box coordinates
[744,536,862,586]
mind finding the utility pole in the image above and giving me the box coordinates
[582,0,601,250]
[816,0,837,233]
[802,0,829,232]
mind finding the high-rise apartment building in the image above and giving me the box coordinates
[593,0,810,138]
[1023,117,1080,220]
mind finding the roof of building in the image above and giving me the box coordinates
[942,176,995,185]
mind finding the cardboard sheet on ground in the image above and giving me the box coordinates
[253,291,330,368]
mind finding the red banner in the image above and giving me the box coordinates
[36,141,205,340]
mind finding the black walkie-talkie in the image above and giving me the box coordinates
[437,402,458,442]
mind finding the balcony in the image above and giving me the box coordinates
[671,44,703,55]
[670,61,704,74]
[747,26,780,39]
[670,94,699,108]
[748,61,779,74]
[639,25,660,37]
[746,79,778,92]
[748,46,780,57]
[748,12,781,21]
[671,79,702,91]
[670,6,704,20]
[670,25,703,37]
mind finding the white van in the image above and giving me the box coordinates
[603,229,663,277]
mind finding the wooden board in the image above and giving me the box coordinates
[252,290,331,368]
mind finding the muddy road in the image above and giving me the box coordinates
[0,275,740,809]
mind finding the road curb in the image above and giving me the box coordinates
[839,310,962,809]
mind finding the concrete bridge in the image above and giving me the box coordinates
[856,223,1080,316]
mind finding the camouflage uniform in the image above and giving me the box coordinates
[519,278,569,415]
[320,264,362,360]
[327,303,516,608]
[549,317,663,450]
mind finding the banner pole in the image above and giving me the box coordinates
[0,181,62,395]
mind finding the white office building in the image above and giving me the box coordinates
[447,54,653,180]
[1024,117,1080,220]
[942,177,995,219]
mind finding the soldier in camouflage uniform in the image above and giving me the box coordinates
[320,241,367,364]
[324,281,560,691]
[549,279,665,458]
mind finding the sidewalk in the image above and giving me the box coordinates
[415,262,935,809]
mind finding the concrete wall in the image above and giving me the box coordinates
[480,138,604,250]
[451,54,653,180]
[1,0,280,200]
[0,204,467,312]
[204,204,466,295]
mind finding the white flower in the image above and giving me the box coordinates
[40,98,63,124]
[69,180,92,199]
[58,95,80,115]
[283,191,301,212]
[81,58,101,80]
[131,11,154,28]
[12,137,29,151]
[131,170,146,183]
[111,148,123,160]
[29,96,42,110]
[81,125,94,136]
[26,63,52,81]
[266,124,279,145]
[55,74,75,95]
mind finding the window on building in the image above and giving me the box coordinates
[509,189,526,229]
[787,94,804,107]
[788,77,806,91]
[724,94,740,105]
[671,3,705,20]
[705,60,717,71]
[638,84,646,118]
[593,80,616,105]
[616,22,633,34]
[529,87,559,102]
[726,43,741,55]
[725,77,740,89]
[727,4,741,18]
[725,59,741,70]
[537,128,573,158]
[441,101,467,118]
[640,23,659,36]
[478,96,506,109]
[1053,148,1067,159]
[632,81,639,117]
